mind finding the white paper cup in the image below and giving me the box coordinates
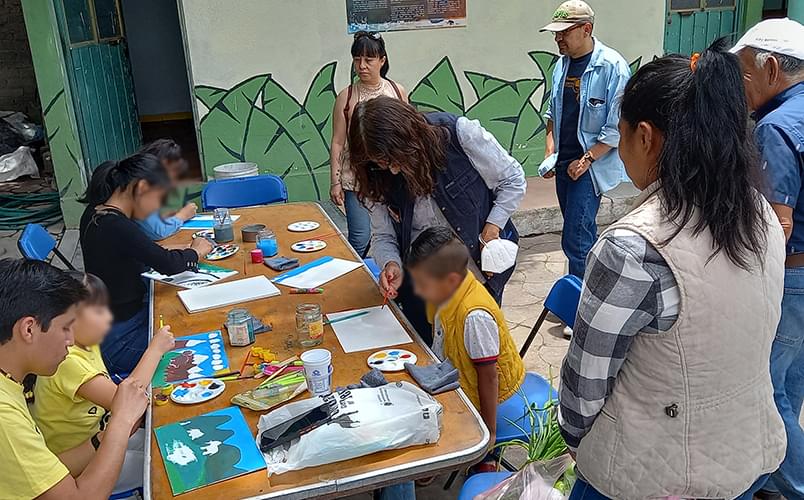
[301,348,333,396]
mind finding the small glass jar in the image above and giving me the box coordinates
[226,308,255,347]
[256,229,278,257]
[296,303,324,347]
[213,207,234,243]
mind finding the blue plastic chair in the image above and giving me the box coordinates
[201,174,288,210]
[520,274,582,357]
[17,223,76,270]
[458,472,514,500]
[109,487,142,500]
[496,372,559,445]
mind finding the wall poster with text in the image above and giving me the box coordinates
[346,0,467,33]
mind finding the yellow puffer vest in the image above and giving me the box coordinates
[427,273,525,409]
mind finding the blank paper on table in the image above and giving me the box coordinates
[327,306,413,353]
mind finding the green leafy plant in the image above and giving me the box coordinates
[495,394,567,466]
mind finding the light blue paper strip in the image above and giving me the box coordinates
[272,256,334,283]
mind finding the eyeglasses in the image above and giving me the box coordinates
[353,31,382,41]
[554,23,585,40]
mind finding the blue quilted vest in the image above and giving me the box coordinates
[388,112,518,298]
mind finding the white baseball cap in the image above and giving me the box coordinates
[540,0,595,32]
[730,18,804,61]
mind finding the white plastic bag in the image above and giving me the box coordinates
[474,455,574,500]
[0,146,38,182]
[257,381,442,475]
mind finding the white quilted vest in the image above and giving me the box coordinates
[576,189,786,499]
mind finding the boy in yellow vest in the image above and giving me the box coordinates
[406,227,525,451]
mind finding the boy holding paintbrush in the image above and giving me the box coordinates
[406,227,524,472]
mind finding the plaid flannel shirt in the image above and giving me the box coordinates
[558,228,680,450]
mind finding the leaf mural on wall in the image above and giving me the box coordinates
[528,51,560,116]
[465,74,541,166]
[409,57,465,115]
[629,57,643,75]
[303,62,338,144]
[195,85,227,111]
[198,74,270,169]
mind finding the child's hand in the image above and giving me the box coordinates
[110,378,149,426]
[152,326,175,354]
[190,236,214,258]
[175,202,198,222]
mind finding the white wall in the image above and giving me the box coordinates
[180,0,665,108]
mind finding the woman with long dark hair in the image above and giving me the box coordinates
[330,32,407,258]
[79,153,213,375]
[349,97,526,342]
[559,39,785,499]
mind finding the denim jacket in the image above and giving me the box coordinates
[545,38,631,195]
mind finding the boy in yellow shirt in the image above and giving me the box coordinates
[33,272,174,491]
[0,259,149,500]
[406,227,525,468]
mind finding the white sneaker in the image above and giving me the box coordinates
[563,326,573,338]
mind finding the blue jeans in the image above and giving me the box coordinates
[568,474,770,500]
[102,306,149,375]
[375,482,415,500]
[344,190,371,258]
[764,267,804,499]
[555,162,601,278]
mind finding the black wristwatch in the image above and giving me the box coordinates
[91,432,102,451]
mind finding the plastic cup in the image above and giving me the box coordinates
[301,348,332,396]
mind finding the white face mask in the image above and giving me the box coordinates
[480,237,519,274]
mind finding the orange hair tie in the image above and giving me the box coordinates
[690,53,701,72]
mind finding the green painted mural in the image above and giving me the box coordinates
[195,52,645,201]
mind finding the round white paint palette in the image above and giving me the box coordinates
[192,229,215,240]
[291,239,327,253]
[206,244,239,261]
[367,349,417,372]
[287,221,320,232]
[170,378,226,404]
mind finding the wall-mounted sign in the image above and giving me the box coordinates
[346,0,467,33]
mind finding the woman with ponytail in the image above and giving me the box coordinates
[329,31,407,258]
[79,153,213,375]
[559,39,786,499]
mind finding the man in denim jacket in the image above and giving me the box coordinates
[541,0,630,284]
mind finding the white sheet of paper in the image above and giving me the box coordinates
[275,258,363,289]
[327,306,413,353]
[178,276,280,313]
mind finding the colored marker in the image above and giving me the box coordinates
[324,310,371,325]
[290,287,324,294]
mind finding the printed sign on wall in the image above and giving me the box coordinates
[346,0,467,33]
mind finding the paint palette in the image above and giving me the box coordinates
[206,244,239,261]
[287,220,320,232]
[291,239,327,253]
[170,378,226,404]
[366,349,417,372]
[192,229,215,240]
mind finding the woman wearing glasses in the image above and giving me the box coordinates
[330,31,407,258]
[348,97,526,342]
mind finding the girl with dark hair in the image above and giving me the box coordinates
[330,31,407,258]
[136,139,198,241]
[349,97,526,343]
[79,153,213,374]
[559,39,786,500]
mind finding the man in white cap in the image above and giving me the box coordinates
[540,1,630,285]
[732,17,804,500]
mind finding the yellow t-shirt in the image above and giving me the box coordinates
[32,344,110,454]
[0,374,69,498]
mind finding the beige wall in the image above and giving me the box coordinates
[181,0,664,107]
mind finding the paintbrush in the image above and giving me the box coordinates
[381,292,389,310]
[324,310,371,325]
[159,314,164,329]
[237,351,252,378]
[261,356,299,383]
[212,371,240,379]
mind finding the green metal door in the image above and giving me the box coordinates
[664,0,740,55]
[55,0,141,170]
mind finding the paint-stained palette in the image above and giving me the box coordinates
[291,239,327,253]
[287,221,320,232]
[366,349,417,372]
[170,378,226,404]
[206,244,239,261]
[192,229,215,240]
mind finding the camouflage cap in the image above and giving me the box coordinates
[540,0,595,32]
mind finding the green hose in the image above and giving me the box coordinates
[0,191,62,230]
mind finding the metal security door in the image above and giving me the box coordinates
[56,0,141,171]
[664,0,740,55]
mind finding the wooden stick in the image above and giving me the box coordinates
[238,351,252,378]
[261,356,299,383]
